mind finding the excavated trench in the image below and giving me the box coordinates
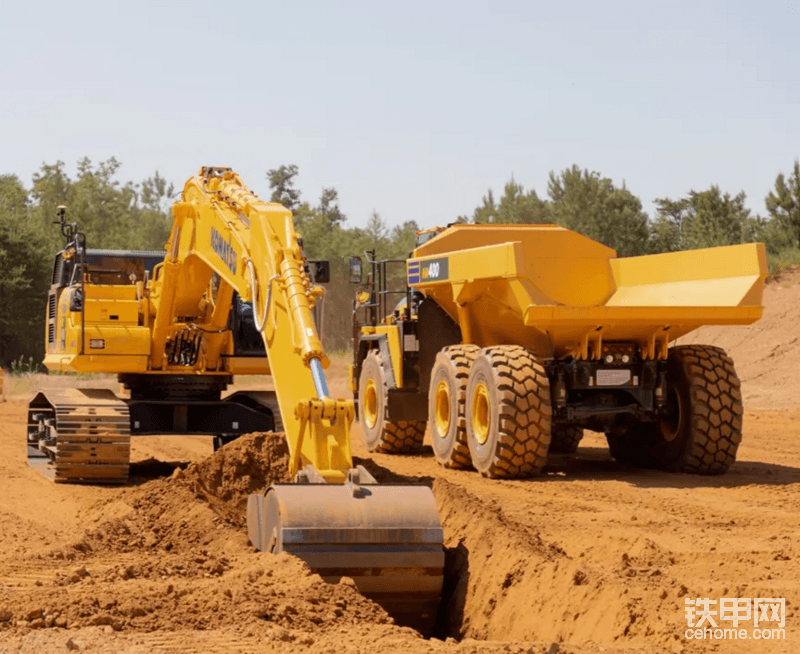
[358,458,684,648]
[3,436,679,648]
[431,478,641,644]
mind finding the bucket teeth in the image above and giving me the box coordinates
[248,478,444,633]
[27,388,131,484]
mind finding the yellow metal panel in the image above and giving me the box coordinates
[371,324,404,389]
[67,324,151,356]
[83,285,139,300]
[412,230,617,307]
[225,357,271,375]
[414,224,615,260]
[83,300,139,324]
[610,242,767,286]
[44,354,150,374]
[605,276,763,308]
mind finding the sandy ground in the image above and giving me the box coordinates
[0,271,797,654]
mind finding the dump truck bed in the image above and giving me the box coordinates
[408,225,767,360]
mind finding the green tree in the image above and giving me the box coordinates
[471,189,498,223]
[319,187,346,227]
[469,179,550,225]
[652,186,751,251]
[0,175,51,367]
[547,165,649,256]
[136,171,175,251]
[497,179,550,224]
[267,164,301,211]
[765,159,800,248]
[649,197,687,253]
[28,158,170,253]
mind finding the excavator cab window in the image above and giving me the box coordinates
[230,292,267,357]
[311,260,331,284]
[53,249,163,289]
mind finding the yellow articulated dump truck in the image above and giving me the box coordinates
[349,224,767,478]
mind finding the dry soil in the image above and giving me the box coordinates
[0,270,798,654]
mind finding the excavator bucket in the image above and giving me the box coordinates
[247,468,444,632]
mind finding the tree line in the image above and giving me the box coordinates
[458,163,800,258]
[1,158,798,368]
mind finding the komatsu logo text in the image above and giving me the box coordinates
[211,227,238,274]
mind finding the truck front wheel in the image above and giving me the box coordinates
[429,344,480,469]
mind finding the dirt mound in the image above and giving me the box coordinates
[46,432,290,562]
[680,267,800,410]
[0,432,397,641]
[182,431,290,510]
[0,553,391,637]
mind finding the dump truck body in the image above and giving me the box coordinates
[408,225,765,359]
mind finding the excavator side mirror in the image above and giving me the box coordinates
[311,260,331,284]
[349,256,362,284]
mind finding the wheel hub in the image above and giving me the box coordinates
[472,382,491,445]
[364,379,379,429]
[434,380,451,437]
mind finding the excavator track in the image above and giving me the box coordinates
[27,388,131,483]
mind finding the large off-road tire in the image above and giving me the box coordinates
[358,350,426,454]
[428,344,480,469]
[465,345,552,478]
[606,345,743,475]
[549,426,583,454]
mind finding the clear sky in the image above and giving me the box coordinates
[2,0,798,229]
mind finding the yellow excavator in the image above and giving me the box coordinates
[27,167,443,629]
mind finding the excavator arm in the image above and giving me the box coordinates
[153,168,443,631]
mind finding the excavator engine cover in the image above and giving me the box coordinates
[247,470,444,633]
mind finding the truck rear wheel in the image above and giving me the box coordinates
[549,426,583,454]
[359,350,426,453]
[655,344,743,474]
[429,344,480,469]
[607,345,743,475]
[465,346,552,478]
